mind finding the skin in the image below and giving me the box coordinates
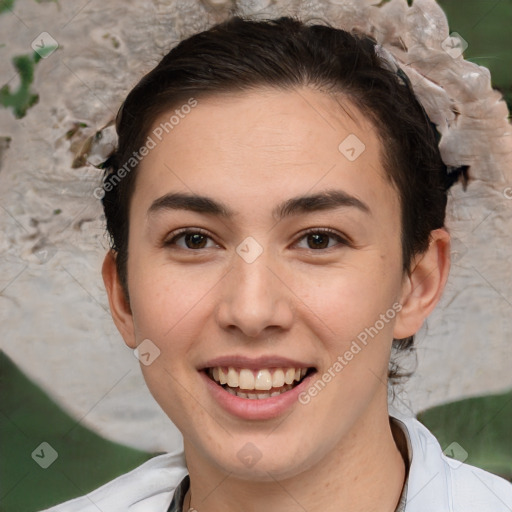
[102,86,451,512]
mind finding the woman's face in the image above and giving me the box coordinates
[119,86,410,479]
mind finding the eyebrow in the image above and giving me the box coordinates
[147,189,371,221]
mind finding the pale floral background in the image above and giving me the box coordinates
[1,0,511,453]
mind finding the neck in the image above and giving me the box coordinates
[183,402,406,512]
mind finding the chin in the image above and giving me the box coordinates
[202,434,327,483]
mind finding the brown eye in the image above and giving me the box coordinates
[164,229,217,250]
[296,229,349,251]
[307,233,330,249]
[183,232,208,249]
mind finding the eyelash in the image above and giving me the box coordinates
[163,227,351,252]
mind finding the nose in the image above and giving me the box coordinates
[215,245,295,339]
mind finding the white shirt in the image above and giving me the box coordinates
[40,415,512,511]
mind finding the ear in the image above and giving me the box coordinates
[393,228,451,339]
[102,250,137,349]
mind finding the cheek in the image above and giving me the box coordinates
[292,257,400,340]
[127,257,196,344]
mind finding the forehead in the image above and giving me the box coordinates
[133,86,395,219]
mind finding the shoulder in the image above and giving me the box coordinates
[394,415,512,512]
[38,449,188,512]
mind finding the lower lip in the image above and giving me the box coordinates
[200,370,316,420]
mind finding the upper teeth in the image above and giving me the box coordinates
[210,367,308,390]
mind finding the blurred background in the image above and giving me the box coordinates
[1,0,511,510]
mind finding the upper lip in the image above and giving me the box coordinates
[198,355,316,371]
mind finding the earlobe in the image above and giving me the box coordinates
[101,250,137,349]
[393,228,451,340]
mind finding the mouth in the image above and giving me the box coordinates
[205,366,317,399]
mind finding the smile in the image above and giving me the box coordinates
[207,366,315,399]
